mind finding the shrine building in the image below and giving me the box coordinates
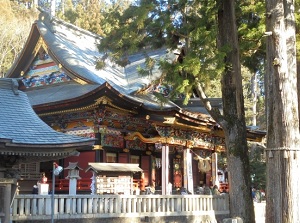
[5,10,265,195]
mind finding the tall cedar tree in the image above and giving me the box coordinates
[98,0,266,221]
[213,1,254,221]
[265,0,300,222]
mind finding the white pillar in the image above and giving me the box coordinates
[183,149,194,194]
[212,153,219,187]
[69,178,77,195]
[161,144,169,195]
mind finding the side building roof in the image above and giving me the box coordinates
[0,78,95,159]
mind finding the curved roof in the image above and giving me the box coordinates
[6,11,179,111]
[25,82,100,106]
[35,12,167,95]
[0,78,95,150]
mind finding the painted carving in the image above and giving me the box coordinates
[22,50,71,88]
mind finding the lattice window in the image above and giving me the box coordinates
[18,163,40,179]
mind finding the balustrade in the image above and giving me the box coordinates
[11,194,229,221]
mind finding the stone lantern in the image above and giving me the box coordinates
[65,162,82,195]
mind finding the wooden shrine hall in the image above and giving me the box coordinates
[5,10,265,196]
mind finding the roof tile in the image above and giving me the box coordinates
[0,78,95,146]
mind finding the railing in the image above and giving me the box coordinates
[11,194,229,221]
[19,172,43,179]
[48,178,92,192]
[47,178,142,193]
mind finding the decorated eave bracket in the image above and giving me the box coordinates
[124,130,225,151]
[39,95,136,117]
[95,96,138,114]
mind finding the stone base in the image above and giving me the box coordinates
[18,214,230,223]
[223,217,243,223]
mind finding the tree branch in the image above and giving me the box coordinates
[194,80,227,128]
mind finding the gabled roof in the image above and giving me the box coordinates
[6,11,167,96]
[0,78,95,156]
[6,10,185,112]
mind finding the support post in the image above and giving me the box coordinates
[212,153,219,187]
[183,148,194,194]
[161,144,169,195]
[51,162,63,223]
[51,163,55,223]
[3,184,11,223]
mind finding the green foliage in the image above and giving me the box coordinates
[97,0,267,117]
[249,145,266,190]
[57,0,131,37]
[236,0,266,130]
[137,52,156,77]
[237,0,266,74]
[95,60,106,70]
[98,0,226,99]
[242,66,266,129]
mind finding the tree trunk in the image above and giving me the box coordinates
[217,1,255,222]
[265,0,300,222]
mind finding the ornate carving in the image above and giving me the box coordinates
[33,37,48,57]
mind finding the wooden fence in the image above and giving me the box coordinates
[11,194,229,221]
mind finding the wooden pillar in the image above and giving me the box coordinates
[161,144,169,195]
[94,132,102,162]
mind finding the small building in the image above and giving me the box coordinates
[5,10,265,196]
[86,163,143,195]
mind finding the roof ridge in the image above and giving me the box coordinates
[38,8,102,40]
